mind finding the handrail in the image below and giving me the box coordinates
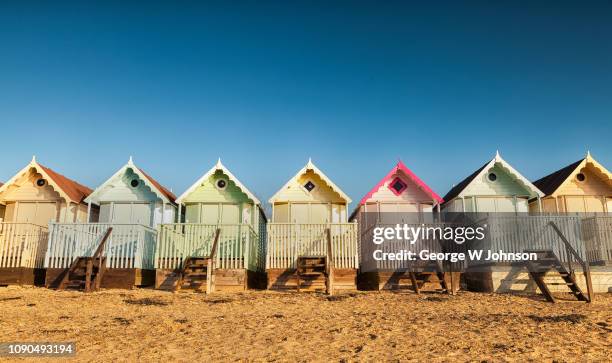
[548,221,593,302]
[88,227,112,292]
[206,228,222,294]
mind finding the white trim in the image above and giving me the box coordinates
[0,159,75,204]
[268,159,352,203]
[175,159,261,206]
[84,158,173,205]
[457,152,544,199]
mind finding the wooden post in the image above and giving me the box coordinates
[85,259,93,293]
[326,228,334,296]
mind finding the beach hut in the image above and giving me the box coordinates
[441,151,543,213]
[349,161,455,291]
[530,152,612,267]
[0,157,94,285]
[44,157,177,289]
[530,152,611,214]
[155,159,266,292]
[267,159,358,292]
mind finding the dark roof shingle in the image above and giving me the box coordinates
[532,159,584,196]
[441,161,489,205]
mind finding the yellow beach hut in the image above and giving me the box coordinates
[530,152,611,214]
[0,157,95,285]
[267,159,358,292]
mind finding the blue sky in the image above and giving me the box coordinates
[0,1,610,209]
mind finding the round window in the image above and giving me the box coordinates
[576,173,586,182]
[216,179,227,189]
[130,179,139,188]
[36,179,46,187]
[487,173,497,182]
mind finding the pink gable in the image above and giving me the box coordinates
[358,161,443,206]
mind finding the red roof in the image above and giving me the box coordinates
[137,167,177,202]
[38,163,92,203]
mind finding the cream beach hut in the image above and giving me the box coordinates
[267,159,358,292]
[0,157,94,285]
[44,157,177,289]
[155,159,266,292]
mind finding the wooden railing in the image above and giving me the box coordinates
[45,223,157,270]
[581,216,612,264]
[155,224,263,271]
[266,223,359,269]
[359,222,452,272]
[548,222,593,302]
[0,223,49,268]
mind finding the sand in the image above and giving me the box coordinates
[0,287,610,362]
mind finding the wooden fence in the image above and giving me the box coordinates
[155,224,263,271]
[266,223,359,269]
[0,223,49,269]
[45,223,157,269]
[478,215,612,266]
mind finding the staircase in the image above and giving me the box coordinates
[296,256,328,292]
[176,257,210,292]
[59,257,106,291]
[524,249,590,303]
[410,260,450,294]
[174,228,221,294]
[57,227,112,293]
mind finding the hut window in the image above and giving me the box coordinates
[487,173,497,182]
[36,179,46,187]
[576,173,586,182]
[216,179,227,190]
[389,177,407,195]
[304,181,315,192]
[130,179,139,188]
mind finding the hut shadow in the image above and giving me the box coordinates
[495,266,538,294]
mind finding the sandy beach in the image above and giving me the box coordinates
[0,287,610,362]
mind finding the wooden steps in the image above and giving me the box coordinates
[57,228,112,293]
[296,256,328,292]
[524,249,590,303]
[176,257,209,292]
[409,260,450,294]
[59,257,106,291]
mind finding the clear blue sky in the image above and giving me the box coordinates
[1,1,610,210]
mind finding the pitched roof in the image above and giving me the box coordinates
[532,152,611,197]
[176,159,260,205]
[136,167,177,202]
[533,159,583,196]
[441,152,543,204]
[84,158,177,205]
[358,161,443,206]
[38,164,93,203]
[442,161,489,203]
[0,157,92,204]
[269,159,351,204]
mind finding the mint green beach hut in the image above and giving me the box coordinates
[155,159,266,292]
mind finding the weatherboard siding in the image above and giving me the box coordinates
[461,164,532,197]
[183,170,251,204]
[555,167,610,197]
[369,176,433,203]
[95,168,160,203]
[272,170,346,204]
